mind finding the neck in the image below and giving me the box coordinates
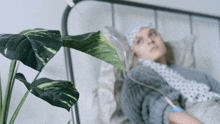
[155,55,167,65]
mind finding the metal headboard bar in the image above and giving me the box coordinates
[61,5,81,124]
[61,1,220,124]
[72,0,220,19]
[189,14,196,68]
[111,3,115,28]
[154,10,158,30]
[219,20,220,54]
[189,15,193,34]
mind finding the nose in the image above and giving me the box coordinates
[145,37,154,45]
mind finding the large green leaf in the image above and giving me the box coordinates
[0,29,62,71]
[15,73,79,111]
[62,31,127,72]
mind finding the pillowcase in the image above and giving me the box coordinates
[92,26,197,124]
[101,26,134,72]
[164,35,197,69]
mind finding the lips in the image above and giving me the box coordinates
[150,46,159,52]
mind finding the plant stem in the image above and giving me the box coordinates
[0,71,2,115]
[3,62,20,124]
[9,62,20,92]
[33,71,40,82]
[9,71,40,124]
[0,60,17,124]
[8,91,29,124]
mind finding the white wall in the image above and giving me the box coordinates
[126,0,220,17]
[0,0,71,124]
[1,0,220,124]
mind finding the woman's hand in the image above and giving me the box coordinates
[168,109,202,124]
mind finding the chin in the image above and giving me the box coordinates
[152,52,165,62]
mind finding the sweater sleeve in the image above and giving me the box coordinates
[204,73,220,95]
[120,65,185,124]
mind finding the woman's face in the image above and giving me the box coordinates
[133,27,167,61]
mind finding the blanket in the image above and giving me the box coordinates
[185,99,220,124]
[120,65,187,124]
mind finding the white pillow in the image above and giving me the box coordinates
[164,34,197,68]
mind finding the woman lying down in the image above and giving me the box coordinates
[120,22,220,124]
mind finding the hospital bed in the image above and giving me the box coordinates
[59,0,220,123]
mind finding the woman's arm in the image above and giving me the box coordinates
[121,65,187,124]
[204,74,220,95]
[168,111,202,124]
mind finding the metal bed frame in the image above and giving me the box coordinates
[61,0,220,124]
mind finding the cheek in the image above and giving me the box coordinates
[140,47,145,51]
[142,45,151,53]
[148,44,166,60]
[156,37,166,53]
[135,48,144,57]
[155,44,167,58]
[161,43,167,53]
[134,46,147,57]
[134,46,152,59]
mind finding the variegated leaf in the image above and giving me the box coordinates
[62,31,127,72]
[0,29,62,71]
[15,73,79,111]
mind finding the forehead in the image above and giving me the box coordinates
[138,27,152,34]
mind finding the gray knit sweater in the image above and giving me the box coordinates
[120,63,220,124]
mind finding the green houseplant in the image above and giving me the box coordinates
[0,28,126,124]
